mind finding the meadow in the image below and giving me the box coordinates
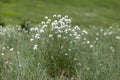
[0,0,120,26]
[0,0,120,80]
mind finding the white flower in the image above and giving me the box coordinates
[30,38,34,41]
[65,15,68,18]
[10,48,14,51]
[96,32,99,36]
[104,32,107,36]
[41,21,45,25]
[1,53,5,56]
[65,53,68,56]
[69,34,72,37]
[65,19,71,24]
[87,67,90,70]
[52,22,57,29]
[74,58,77,61]
[19,64,22,67]
[61,46,64,49]
[42,25,47,29]
[68,49,71,51]
[96,37,99,40]
[45,16,48,19]
[30,28,35,32]
[60,22,65,26]
[73,32,77,36]
[53,14,57,17]
[74,25,80,30]
[33,45,38,50]
[90,45,93,48]
[110,46,113,50]
[86,41,90,44]
[40,29,44,33]
[116,36,120,40]
[34,27,39,31]
[5,61,9,64]
[2,47,6,50]
[75,34,81,40]
[63,37,67,39]
[17,51,20,55]
[57,14,61,18]
[35,33,40,39]
[82,30,88,34]
[77,63,81,66]
[48,19,51,22]
[57,35,61,38]
[100,28,103,32]
[46,19,51,24]
[49,34,53,38]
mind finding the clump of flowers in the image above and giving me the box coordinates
[30,14,85,79]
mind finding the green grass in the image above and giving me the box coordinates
[0,0,120,80]
[0,0,120,26]
[0,15,120,80]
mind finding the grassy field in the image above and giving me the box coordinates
[0,0,120,80]
[0,15,120,80]
[0,0,120,26]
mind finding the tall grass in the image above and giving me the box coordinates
[0,15,120,80]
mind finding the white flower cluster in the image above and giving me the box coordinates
[40,15,82,41]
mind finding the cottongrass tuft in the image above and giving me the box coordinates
[30,14,82,79]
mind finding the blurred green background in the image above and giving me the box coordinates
[0,0,120,26]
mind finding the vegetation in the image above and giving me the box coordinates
[0,0,120,26]
[0,15,120,80]
[0,0,120,80]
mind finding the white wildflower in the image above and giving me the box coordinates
[35,33,40,39]
[49,34,53,38]
[53,14,57,17]
[65,19,71,24]
[65,53,68,56]
[96,32,99,36]
[1,53,5,56]
[65,15,68,18]
[63,37,67,39]
[61,46,64,49]
[82,30,88,34]
[86,41,90,44]
[77,63,81,66]
[87,67,90,70]
[57,35,61,38]
[100,28,103,32]
[45,16,48,19]
[69,34,72,37]
[2,47,6,50]
[30,38,34,41]
[19,64,22,67]
[75,34,81,40]
[104,32,107,36]
[96,37,99,40]
[40,29,44,33]
[30,28,35,32]
[42,25,47,29]
[41,21,45,25]
[5,61,9,64]
[34,27,39,31]
[116,36,120,40]
[90,45,93,48]
[68,49,71,51]
[10,48,14,51]
[57,14,61,18]
[74,25,80,30]
[74,58,77,61]
[17,51,20,55]
[33,45,38,50]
